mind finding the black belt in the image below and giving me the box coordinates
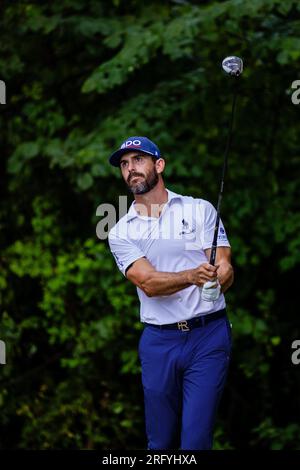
[144,309,226,331]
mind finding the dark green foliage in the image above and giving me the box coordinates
[0,0,300,449]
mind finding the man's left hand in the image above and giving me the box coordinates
[201,280,221,302]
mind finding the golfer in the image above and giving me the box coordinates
[108,136,234,450]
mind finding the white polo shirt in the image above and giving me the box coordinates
[108,189,230,325]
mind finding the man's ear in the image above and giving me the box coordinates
[156,158,165,174]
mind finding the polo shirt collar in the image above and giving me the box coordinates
[126,188,183,222]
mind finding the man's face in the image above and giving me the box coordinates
[120,152,159,195]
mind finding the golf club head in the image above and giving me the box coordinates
[222,56,243,77]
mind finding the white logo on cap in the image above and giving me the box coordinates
[121,139,141,149]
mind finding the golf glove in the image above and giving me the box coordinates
[201,280,221,302]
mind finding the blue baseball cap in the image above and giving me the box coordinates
[109,136,161,167]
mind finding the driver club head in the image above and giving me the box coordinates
[222,56,243,76]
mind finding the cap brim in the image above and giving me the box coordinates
[109,148,157,167]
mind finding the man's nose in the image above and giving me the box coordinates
[128,161,138,172]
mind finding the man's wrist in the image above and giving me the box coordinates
[186,268,195,285]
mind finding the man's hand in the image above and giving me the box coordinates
[201,279,221,302]
[188,263,218,287]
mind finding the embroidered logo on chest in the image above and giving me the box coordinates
[179,219,196,235]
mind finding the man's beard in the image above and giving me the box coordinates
[126,167,159,194]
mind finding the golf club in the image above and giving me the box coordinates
[209,56,243,267]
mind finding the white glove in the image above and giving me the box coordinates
[201,280,221,302]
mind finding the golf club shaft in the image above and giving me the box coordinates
[209,82,238,266]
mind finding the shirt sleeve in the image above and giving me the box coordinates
[201,200,231,250]
[108,230,146,276]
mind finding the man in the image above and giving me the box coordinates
[108,136,234,450]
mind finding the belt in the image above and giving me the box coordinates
[144,309,226,331]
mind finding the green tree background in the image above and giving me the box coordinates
[0,0,300,449]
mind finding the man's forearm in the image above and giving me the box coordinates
[217,262,234,293]
[141,269,193,297]
[139,263,217,297]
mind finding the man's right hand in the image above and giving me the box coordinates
[188,263,218,287]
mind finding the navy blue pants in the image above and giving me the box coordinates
[138,314,232,450]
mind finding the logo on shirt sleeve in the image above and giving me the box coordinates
[218,227,227,240]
